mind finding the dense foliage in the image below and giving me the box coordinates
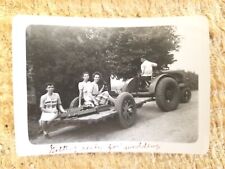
[26,25,181,107]
[184,71,199,90]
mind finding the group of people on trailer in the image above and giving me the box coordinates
[38,57,157,137]
[78,72,115,107]
[38,71,116,137]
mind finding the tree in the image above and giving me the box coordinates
[26,25,180,107]
[105,26,180,79]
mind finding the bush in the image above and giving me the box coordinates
[184,71,198,90]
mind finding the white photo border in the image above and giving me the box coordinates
[12,15,210,156]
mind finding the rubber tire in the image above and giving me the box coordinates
[115,92,137,129]
[69,97,79,108]
[180,87,192,103]
[156,77,180,112]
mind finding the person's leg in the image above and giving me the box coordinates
[104,91,116,105]
[38,120,43,134]
[39,120,49,137]
[108,95,116,105]
[39,111,58,137]
[145,76,152,86]
[96,91,115,105]
[84,95,96,107]
[139,76,147,90]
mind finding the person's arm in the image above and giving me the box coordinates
[151,62,158,67]
[78,89,83,107]
[58,105,66,113]
[57,93,66,113]
[99,84,105,93]
[78,83,83,107]
[141,63,145,75]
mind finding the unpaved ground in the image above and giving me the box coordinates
[30,91,198,144]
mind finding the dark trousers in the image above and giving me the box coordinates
[140,76,152,89]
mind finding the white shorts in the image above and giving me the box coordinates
[39,111,58,122]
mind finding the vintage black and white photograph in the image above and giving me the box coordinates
[13,16,210,156]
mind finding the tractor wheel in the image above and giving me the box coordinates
[156,77,180,112]
[115,92,137,128]
[180,87,192,103]
[69,97,79,108]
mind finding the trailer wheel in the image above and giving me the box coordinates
[69,97,79,108]
[156,77,180,112]
[180,87,191,103]
[115,92,137,128]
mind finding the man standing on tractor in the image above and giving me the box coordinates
[140,57,158,88]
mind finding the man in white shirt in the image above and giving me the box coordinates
[140,57,158,87]
[39,82,67,137]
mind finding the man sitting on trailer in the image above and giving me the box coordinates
[39,82,67,137]
[78,72,95,107]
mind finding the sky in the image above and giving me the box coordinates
[112,22,207,90]
[169,25,204,74]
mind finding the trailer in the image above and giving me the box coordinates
[55,70,191,129]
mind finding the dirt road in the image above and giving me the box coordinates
[30,91,198,144]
